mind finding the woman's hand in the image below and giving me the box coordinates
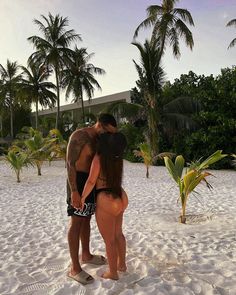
[79,196,86,211]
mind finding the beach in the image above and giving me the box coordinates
[0,159,236,295]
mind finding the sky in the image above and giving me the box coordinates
[0,0,236,107]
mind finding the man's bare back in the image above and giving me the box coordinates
[67,127,97,192]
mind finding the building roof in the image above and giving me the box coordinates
[32,90,131,116]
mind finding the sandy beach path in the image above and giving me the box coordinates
[0,160,236,295]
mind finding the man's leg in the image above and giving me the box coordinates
[80,215,93,261]
[68,215,84,275]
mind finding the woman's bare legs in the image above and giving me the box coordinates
[96,193,127,279]
[115,212,127,272]
[96,201,119,280]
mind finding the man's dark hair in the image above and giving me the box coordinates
[98,113,117,127]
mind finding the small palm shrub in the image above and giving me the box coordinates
[164,150,227,223]
[134,142,174,178]
[134,143,152,178]
[24,128,48,175]
[5,148,32,182]
[45,129,67,166]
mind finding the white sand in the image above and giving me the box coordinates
[0,160,236,295]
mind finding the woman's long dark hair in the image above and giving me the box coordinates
[97,132,127,198]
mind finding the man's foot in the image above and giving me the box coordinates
[101,271,119,280]
[82,255,107,265]
[67,270,94,285]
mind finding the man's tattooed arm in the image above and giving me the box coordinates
[66,131,89,192]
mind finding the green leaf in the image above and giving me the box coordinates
[175,155,185,178]
[164,156,179,183]
[187,172,211,194]
[197,150,227,171]
[183,170,198,192]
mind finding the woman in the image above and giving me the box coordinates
[80,132,128,280]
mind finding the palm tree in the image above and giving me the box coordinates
[104,100,143,124]
[107,94,199,135]
[28,13,81,129]
[134,142,175,178]
[226,19,236,49]
[164,150,227,223]
[61,47,105,123]
[132,40,165,156]
[133,0,194,65]
[23,128,48,176]
[0,60,22,138]
[5,147,32,183]
[20,63,57,129]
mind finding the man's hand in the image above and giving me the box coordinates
[71,191,81,210]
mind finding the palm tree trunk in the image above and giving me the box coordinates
[148,99,159,157]
[55,66,60,130]
[10,103,14,138]
[180,197,187,224]
[35,100,39,129]
[146,166,149,178]
[36,162,42,176]
[81,92,85,123]
[0,114,3,136]
[16,170,20,183]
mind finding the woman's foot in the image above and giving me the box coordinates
[117,265,127,272]
[101,271,119,280]
[82,254,106,265]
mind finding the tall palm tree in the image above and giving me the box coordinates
[133,0,194,65]
[226,19,236,49]
[61,47,105,123]
[28,13,81,129]
[21,63,57,129]
[0,60,22,138]
[132,39,165,156]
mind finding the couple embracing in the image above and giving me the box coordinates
[66,113,128,284]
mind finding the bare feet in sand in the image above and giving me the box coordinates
[101,271,119,280]
[117,264,127,272]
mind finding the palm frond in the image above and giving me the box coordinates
[228,38,236,49]
[226,19,236,27]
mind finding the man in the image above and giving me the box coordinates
[66,113,117,285]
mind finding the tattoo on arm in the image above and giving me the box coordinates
[66,131,90,192]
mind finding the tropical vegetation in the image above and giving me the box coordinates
[4,147,32,183]
[3,127,67,181]
[61,47,105,123]
[226,18,236,49]
[0,60,23,138]
[28,13,81,129]
[0,8,235,172]
[20,63,57,129]
[134,142,175,178]
[131,0,195,156]
[164,150,228,223]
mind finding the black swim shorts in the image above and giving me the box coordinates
[67,171,96,217]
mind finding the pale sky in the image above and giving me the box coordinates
[0,0,236,107]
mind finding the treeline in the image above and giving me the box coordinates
[120,68,236,169]
[0,13,104,139]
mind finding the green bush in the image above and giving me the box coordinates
[119,123,145,162]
